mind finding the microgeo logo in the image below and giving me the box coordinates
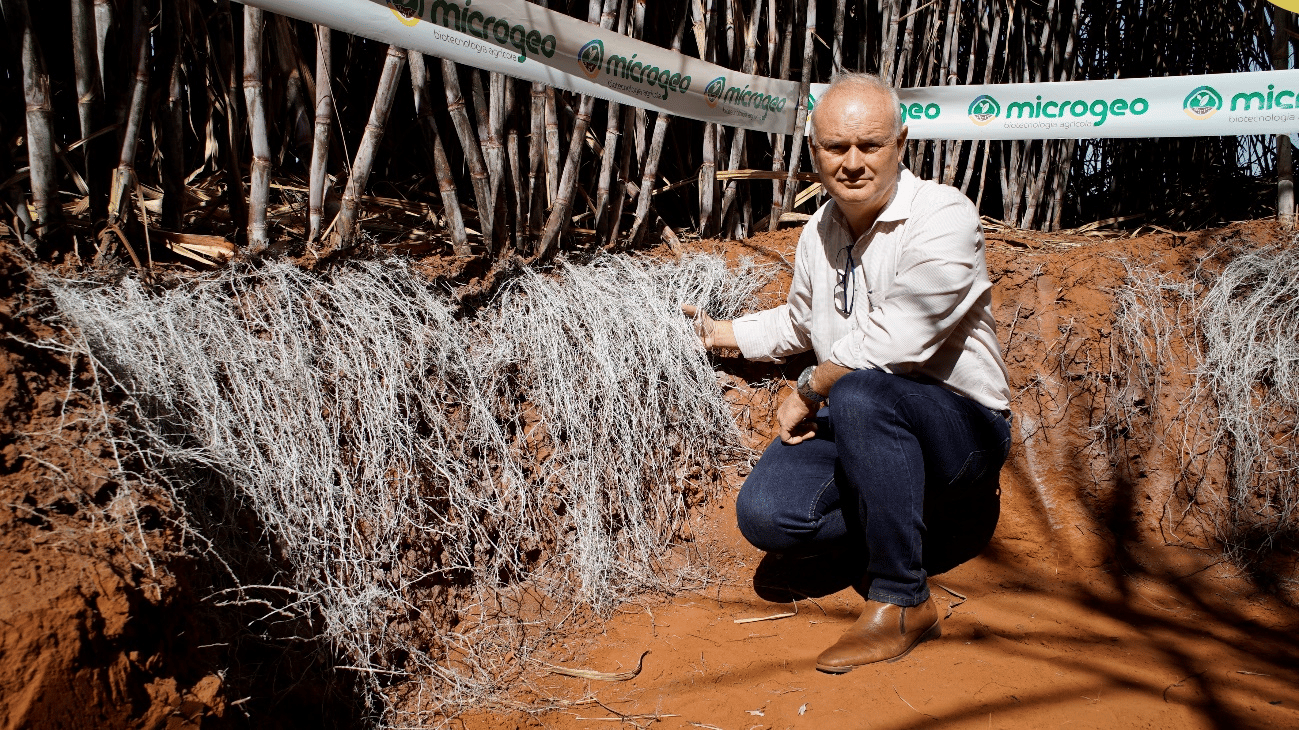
[395,0,558,63]
[578,39,604,79]
[968,95,1000,126]
[704,77,727,107]
[590,48,694,100]
[1002,95,1148,127]
[388,0,422,26]
[1184,86,1222,120]
[699,79,789,116]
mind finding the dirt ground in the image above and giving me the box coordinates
[4,220,1299,729]
[458,220,1299,730]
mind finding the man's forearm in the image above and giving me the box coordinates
[706,319,738,350]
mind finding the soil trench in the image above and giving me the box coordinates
[464,221,1299,730]
[4,222,1299,729]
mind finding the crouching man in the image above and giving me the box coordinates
[683,73,1012,673]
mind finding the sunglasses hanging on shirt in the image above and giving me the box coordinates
[835,243,855,316]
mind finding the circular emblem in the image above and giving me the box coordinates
[704,77,727,108]
[1183,86,1222,120]
[578,40,604,80]
[967,94,1000,126]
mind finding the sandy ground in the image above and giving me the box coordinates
[457,221,1299,730]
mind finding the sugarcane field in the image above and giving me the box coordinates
[5,0,1299,727]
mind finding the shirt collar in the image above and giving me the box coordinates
[827,165,915,237]
[876,166,914,224]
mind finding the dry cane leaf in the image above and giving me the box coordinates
[540,650,650,681]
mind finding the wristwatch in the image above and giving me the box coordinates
[796,365,824,405]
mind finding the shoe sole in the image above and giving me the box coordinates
[814,620,942,674]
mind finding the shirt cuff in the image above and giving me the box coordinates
[732,313,782,362]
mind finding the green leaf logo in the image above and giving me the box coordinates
[704,77,727,108]
[1183,86,1222,120]
[578,40,604,80]
[967,94,1000,126]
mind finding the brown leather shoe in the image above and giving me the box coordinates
[815,596,940,673]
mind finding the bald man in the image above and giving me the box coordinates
[684,73,1012,672]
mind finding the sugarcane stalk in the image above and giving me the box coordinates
[778,0,815,221]
[766,0,777,71]
[270,15,314,156]
[594,100,624,239]
[243,6,270,252]
[526,80,546,238]
[70,0,100,156]
[768,7,793,230]
[489,72,518,255]
[308,25,332,244]
[831,0,847,73]
[935,0,958,182]
[3,0,60,249]
[71,0,107,219]
[160,0,186,230]
[605,105,637,247]
[544,87,560,208]
[724,0,736,62]
[594,0,631,240]
[625,14,688,247]
[1049,139,1076,231]
[109,0,147,227]
[481,71,507,254]
[879,0,899,81]
[408,50,468,255]
[335,44,406,251]
[534,0,616,259]
[960,1,1000,197]
[214,0,247,242]
[944,0,980,187]
[698,0,719,237]
[625,112,671,248]
[441,59,494,246]
[720,0,762,229]
[604,0,645,246]
[93,0,111,84]
[505,79,524,253]
[893,0,918,86]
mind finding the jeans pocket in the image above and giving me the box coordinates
[949,449,989,486]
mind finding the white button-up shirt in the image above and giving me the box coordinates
[732,167,1011,412]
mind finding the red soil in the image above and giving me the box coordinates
[5,222,1299,729]
[462,221,1299,730]
[0,246,226,729]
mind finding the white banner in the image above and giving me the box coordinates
[813,70,1299,139]
[238,1,1299,140]
[239,0,802,134]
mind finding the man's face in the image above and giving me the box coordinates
[810,88,908,230]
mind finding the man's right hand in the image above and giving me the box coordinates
[777,391,819,444]
[681,304,739,351]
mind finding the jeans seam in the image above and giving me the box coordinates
[806,476,837,526]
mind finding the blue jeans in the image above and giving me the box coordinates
[736,369,1011,607]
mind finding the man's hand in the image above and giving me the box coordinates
[681,304,739,351]
[778,362,853,445]
[778,391,819,444]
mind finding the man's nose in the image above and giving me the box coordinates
[842,145,867,172]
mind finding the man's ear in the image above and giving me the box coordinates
[897,125,910,147]
[807,140,819,173]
